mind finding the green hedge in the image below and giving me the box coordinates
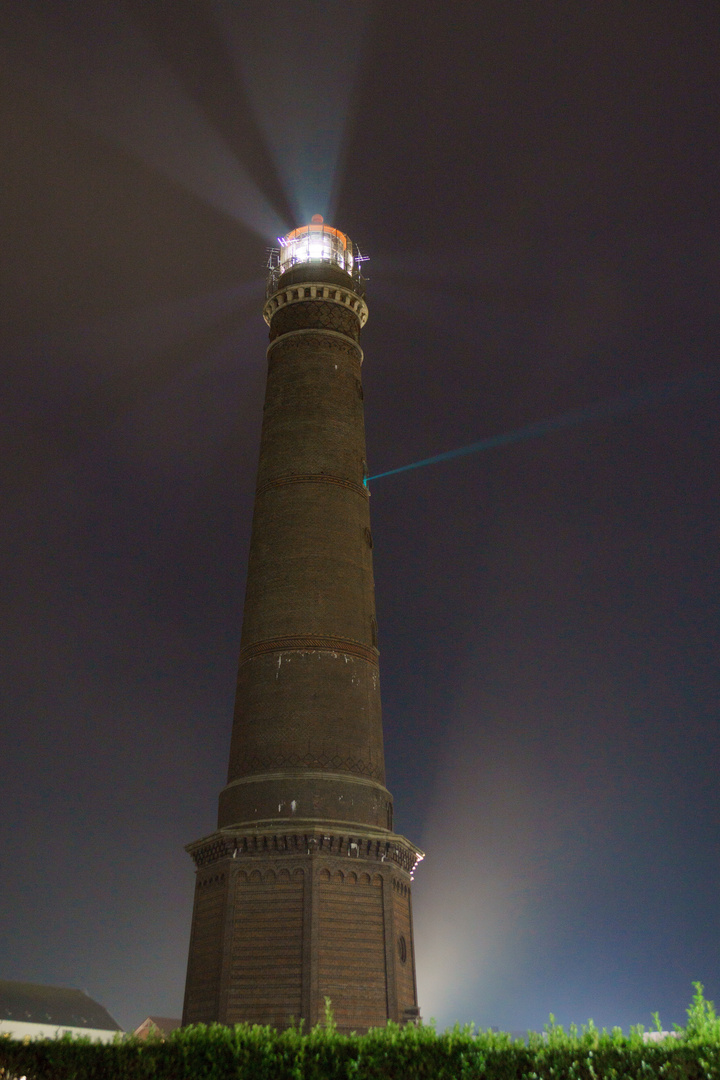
[2,984,719,1079]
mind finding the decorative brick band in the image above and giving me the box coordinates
[268,299,361,342]
[188,828,424,876]
[263,281,369,329]
[266,328,363,363]
[255,473,368,499]
[239,635,379,667]
[236,753,384,780]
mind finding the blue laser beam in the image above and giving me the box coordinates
[367,369,720,483]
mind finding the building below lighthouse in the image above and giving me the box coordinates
[182,216,423,1033]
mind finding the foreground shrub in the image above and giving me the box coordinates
[2,984,720,1079]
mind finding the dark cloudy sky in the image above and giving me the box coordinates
[2,0,719,1035]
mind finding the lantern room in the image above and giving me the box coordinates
[277,214,354,277]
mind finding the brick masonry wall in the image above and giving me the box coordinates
[182,872,228,1024]
[184,849,418,1032]
[184,265,421,1031]
[218,283,387,831]
[392,879,418,1019]
[317,869,387,1031]
[226,869,304,1028]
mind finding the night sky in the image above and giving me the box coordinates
[2,0,719,1036]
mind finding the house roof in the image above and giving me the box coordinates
[134,1016,181,1037]
[0,981,122,1031]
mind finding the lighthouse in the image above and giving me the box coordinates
[182,216,423,1033]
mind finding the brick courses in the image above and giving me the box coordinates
[182,246,422,1033]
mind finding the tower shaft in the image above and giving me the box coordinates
[182,227,422,1033]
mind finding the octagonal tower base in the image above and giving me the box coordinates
[182,825,421,1033]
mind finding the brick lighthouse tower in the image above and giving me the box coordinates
[182,217,423,1033]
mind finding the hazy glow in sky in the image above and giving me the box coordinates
[414,685,560,1029]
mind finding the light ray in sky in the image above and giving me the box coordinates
[368,370,720,483]
[215,0,371,225]
[8,0,287,238]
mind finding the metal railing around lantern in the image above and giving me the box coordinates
[266,216,368,297]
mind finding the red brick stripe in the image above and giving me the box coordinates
[239,635,379,667]
[255,473,368,498]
